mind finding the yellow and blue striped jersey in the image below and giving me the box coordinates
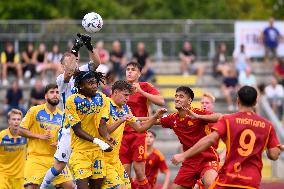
[20,104,62,156]
[105,98,137,163]
[0,128,27,178]
[64,92,110,152]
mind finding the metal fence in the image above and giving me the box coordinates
[0,19,235,61]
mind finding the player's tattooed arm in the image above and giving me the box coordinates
[18,127,52,140]
[171,131,220,165]
[132,83,165,106]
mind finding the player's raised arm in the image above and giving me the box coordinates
[183,106,222,123]
[172,131,220,165]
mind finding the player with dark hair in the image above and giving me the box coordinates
[145,130,170,189]
[19,84,74,189]
[102,80,167,189]
[64,70,116,189]
[172,86,284,189]
[40,34,109,189]
[120,61,165,189]
[150,86,221,189]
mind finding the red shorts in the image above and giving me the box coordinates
[174,160,219,188]
[119,132,146,164]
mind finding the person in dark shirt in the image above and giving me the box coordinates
[22,43,36,81]
[4,80,26,115]
[29,79,45,107]
[1,42,23,86]
[110,40,127,79]
[179,41,204,78]
[262,17,281,63]
[133,42,155,82]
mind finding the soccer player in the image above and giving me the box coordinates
[172,86,284,189]
[65,70,116,189]
[40,34,109,189]
[0,109,27,189]
[120,61,165,189]
[154,86,221,189]
[102,80,167,189]
[18,84,74,189]
[145,130,170,189]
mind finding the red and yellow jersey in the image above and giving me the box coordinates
[0,129,27,178]
[212,111,280,188]
[105,98,137,163]
[125,82,160,133]
[160,108,219,162]
[145,148,169,189]
[64,92,109,152]
[20,104,62,157]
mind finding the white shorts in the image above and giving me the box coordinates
[54,128,71,163]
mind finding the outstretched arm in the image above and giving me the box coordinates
[133,83,165,106]
[171,131,220,165]
[18,127,51,140]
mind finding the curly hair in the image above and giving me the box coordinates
[74,70,105,88]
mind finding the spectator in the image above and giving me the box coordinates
[22,43,36,82]
[238,67,257,87]
[1,42,23,86]
[264,77,284,119]
[4,80,25,115]
[274,58,284,86]
[179,41,204,77]
[110,40,127,79]
[95,40,109,64]
[47,44,63,75]
[29,79,45,107]
[133,42,155,82]
[32,43,48,79]
[212,42,230,77]
[221,67,239,111]
[233,44,250,74]
[262,17,281,63]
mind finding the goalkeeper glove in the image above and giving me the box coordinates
[77,33,94,52]
[71,38,84,57]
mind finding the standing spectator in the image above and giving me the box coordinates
[262,17,281,63]
[179,41,204,77]
[32,43,48,79]
[212,42,230,77]
[265,77,284,119]
[110,40,127,79]
[21,43,36,82]
[221,67,239,111]
[1,42,23,86]
[47,44,63,76]
[274,58,284,86]
[29,79,45,107]
[233,44,250,74]
[133,42,155,82]
[4,80,25,115]
[238,67,257,87]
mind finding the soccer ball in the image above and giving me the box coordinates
[82,12,103,33]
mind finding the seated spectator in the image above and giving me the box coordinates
[265,77,284,119]
[29,79,45,107]
[233,44,250,74]
[221,67,239,111]
[133,42,155,82]
[110,40,127,79]
[22,43,36,82]
[32,42,48,79]
[47,44,63,75]
[179,41,204,77]
[95,40,109,64]
[212,42,230,77]
[274,58,284,86]
[1,42,23,86]
[238,67,257,87]
[4,80,25,115]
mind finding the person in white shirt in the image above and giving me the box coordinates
[238,67,257,87]
[40,34,110,189]
[233,44,250,74]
